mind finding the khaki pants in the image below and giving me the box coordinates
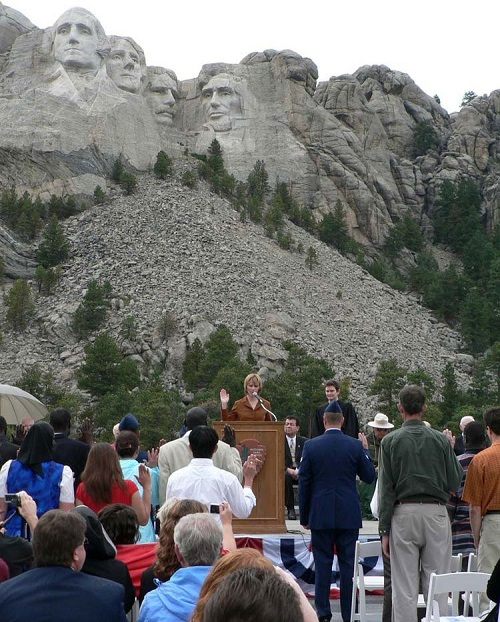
[478,514,500,613]
[390,503,451,622]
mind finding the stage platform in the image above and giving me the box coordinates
[235,519,383,598]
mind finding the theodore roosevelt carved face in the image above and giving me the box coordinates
[145,67,179,125]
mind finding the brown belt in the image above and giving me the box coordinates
[485,510,500,515]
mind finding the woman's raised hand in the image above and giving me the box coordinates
[219,388,230,408]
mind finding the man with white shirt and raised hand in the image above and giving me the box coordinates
[166,426,257,518]
[158,407,242,504]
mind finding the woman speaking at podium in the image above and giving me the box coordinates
[220,373,273,421]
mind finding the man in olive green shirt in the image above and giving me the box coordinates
[378,385,462,622]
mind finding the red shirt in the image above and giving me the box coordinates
[75,479,138,514]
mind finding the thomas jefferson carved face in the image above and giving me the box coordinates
[145,72,178,125]
[106,37,143,93]
[201,74,243,132]
[53,8,104,72]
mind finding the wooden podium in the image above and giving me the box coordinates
[213,421,286,534]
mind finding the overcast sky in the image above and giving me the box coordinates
[7,0,499,113]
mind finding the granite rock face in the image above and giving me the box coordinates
[2,4,500,401]
[1,4,499,249]
[0,1,34,54]
[0,174,469,418]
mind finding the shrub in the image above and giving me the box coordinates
[120,172,137,195]
[94,185,106,205]
[181,170,197,189]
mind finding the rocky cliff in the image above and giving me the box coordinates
[0,3,498,261]
[0,172,473,417]
[0,4,495,413]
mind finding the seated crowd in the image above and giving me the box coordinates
[2,398,500,622]
[0,407,317,622]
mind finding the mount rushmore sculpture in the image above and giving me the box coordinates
[1,3,500,254]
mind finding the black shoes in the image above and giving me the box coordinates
[287,508,297,520]
[317,616,332,622]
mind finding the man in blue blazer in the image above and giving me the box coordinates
[299,402,375,622]
[0,509,127,622]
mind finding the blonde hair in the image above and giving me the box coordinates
[191,549,273,622]
[243,373,262,394]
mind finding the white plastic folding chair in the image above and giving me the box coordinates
[467,552,478,572]
[350,539,384,622]
[417,553,463,609]
[461,553,479,613]
[424,571,490,621]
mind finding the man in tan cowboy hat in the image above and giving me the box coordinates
[365,413,394,465]
[358,413,394,521]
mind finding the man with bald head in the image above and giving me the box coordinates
[158,406,242,504]
[454,415,475,456]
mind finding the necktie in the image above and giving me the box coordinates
[290,437,296,467]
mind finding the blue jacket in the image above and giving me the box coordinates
[138,565,211,622]
[5,460,63,537]
[0,565,127,622]
[299,428,375,530]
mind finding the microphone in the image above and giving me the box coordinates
[252,392,277,421]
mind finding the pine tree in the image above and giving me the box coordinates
[111,156,124,182]
[246,160,270,204]
[368,359,407,420]
[78,333,140,397]
[413,121,438,156]
[207,139,224,175]
[37,215,70,268]
[72,279,112,339]
[94,185,106,205]
[305,246,318,270]
[120,172,137,195]
[440,362,461,424]
[153,150,173,179]
[4,279,35,331]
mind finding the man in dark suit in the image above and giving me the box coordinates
[284,416,307,520]
[0,415,18,467]
[299,402,375,622]
[311,379,360,439]
[0,509,127,622]
[50,407,90,491]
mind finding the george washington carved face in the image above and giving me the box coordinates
[53,8,107,72]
